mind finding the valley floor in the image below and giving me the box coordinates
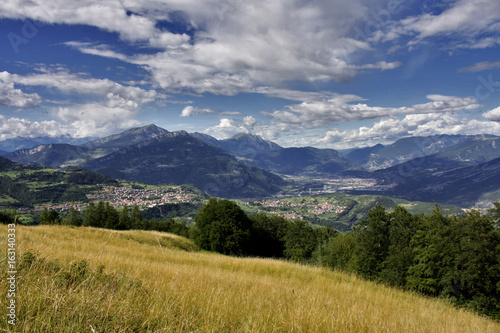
[1,225,499,332]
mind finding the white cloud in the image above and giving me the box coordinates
[459,61,500,72]
[56,0,402,94]
[203,118,250,139]
[483,106,500,121]
[0,72,41,109]
[243,116,256,127]
[57,103,143,138]
[382,0,500,50]
[7,70,163,105]
[319,113,500,149]
[180,106,215,117]
[0,0,191,45]
[0,115,68,140]
[263,94,481,128]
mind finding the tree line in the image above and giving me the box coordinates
[315,203,500,319]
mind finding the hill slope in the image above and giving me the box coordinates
[5,224,498,332]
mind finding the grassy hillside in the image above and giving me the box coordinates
[1,225,499,332]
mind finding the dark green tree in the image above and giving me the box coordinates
[379,206,421,287]
[82,202,98,227]
[0,210,16,224]
[354,205,391,279]
[103,203,119,229]
[130,205,143,229]
[194,198,252,256]
[118,205,131,230]
[250,213,289,258]
[94,201,106,228]
[40,207,61,225]
[62,206,81,226]
[406,205,453,296]
[315,231,357,272]
[283,219,317,262]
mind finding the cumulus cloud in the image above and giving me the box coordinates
[203,118,251,139]
[243,116,256,127]
[54,0,402,94]
[263,94,481,128]
[57,103,143,138]
[0,69,165,138]
[0,72,41,109]
[7,69,163,105]
[0,0,190,45]
[483,106,500,121]
[0,115,68,140]
[180,106,215,117]
[319,113,500,149]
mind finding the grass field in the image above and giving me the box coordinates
[1,225,499,332]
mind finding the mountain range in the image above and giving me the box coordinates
[1,124,500,206]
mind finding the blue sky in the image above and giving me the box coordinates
[1,0,500,149]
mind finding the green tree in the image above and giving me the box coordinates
[250,213,289,258]
[194,198,252,256]
[379,206,421,287]
[62,206,81,226]
[94,201,106,228]
[118,205,131,230]
[315,231,357,272]
[82,202,98,227]
[40,207,61,225]
[0,210,16,224]
[354,205,391,279]
[130,205,143,229]
[103,203,119,229]
[406,205,453,296]
[284,219,317,262]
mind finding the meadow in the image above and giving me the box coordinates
[1,224,499,332]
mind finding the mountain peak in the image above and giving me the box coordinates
[82,124,169,151]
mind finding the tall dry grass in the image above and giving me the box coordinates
[1,224,499,332]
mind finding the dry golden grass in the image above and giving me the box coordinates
[1,224,499,332]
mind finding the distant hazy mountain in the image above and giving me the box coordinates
[0,135,94,152]
[219,133,283,157]
[430,136,500,164]
[249,146,359,175]
[3,144,92,168]
[361,135,474,171]
[0,150,7,156]
[374,136,500,182]
[192,132,357,176]
[5,124,172,168]
[344,144,384,165]
[385,156,500,206]
[83,131,287,198]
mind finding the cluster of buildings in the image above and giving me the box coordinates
[23,186,197,213]
[85,186,197,208]
[250,199,348,219]
[307,201,347,215]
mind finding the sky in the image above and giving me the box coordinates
[0,0,500,149]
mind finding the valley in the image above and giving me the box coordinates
[2,124,500,226]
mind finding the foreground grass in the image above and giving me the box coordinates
[1,225,499,332]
